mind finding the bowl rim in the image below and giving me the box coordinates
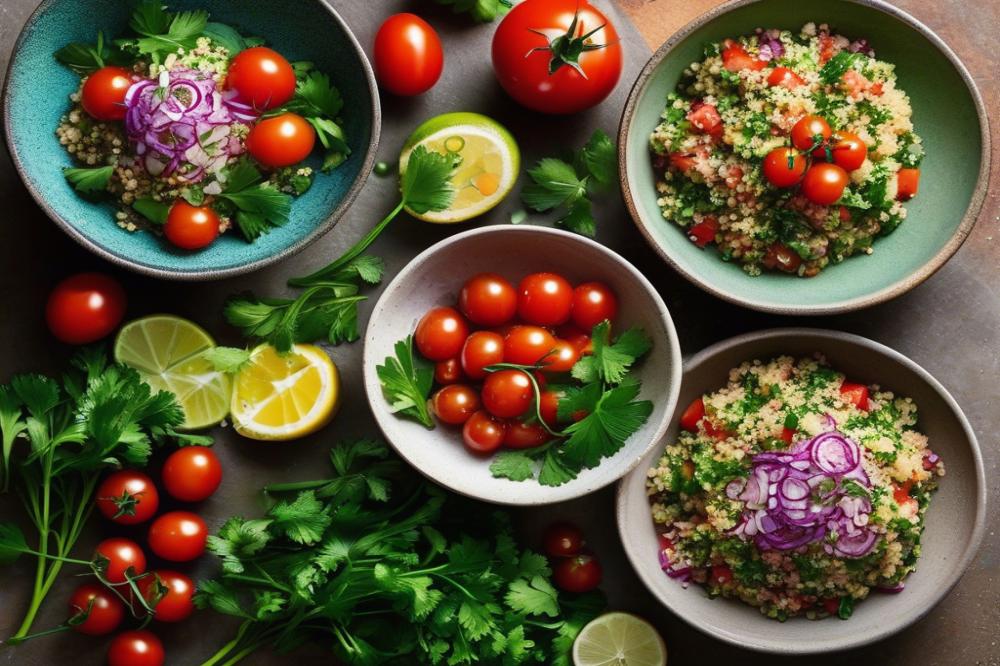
[617,0,992,315]
[361,224,684,506]
[1,0,381,281]
[615,326,987,653]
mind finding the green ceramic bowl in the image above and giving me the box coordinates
[2,0,379,280]
[619,0,990,314]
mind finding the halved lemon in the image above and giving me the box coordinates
[230,344,340,441]
[572,612,667,666]
[114,315,231,430]
[400,112,520,223]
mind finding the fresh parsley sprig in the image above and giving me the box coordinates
[431,0,513,22]
[122,0,209,61]
[214,160,293,242]
[267,65,350,171]
[375,336,434,428]
[54,30,132,74]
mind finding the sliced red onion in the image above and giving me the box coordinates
[810,432,859,476]
[725,478,745,499]
[876,582,905,593]
[848,39,875,57]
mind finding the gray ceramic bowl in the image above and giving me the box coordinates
[618,0,990,314]
[616,328,986,653]
[362,225,682,505]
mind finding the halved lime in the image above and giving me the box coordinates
[114,315,231,430]
[573,612,667,666]
[400,112,520,223]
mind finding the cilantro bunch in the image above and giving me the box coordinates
[194,439,604,665]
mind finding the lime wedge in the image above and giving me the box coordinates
[114,315,231,430]
[573,612,667,666]
[400,112,520,223]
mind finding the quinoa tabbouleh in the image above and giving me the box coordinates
[650,23,925,277]
[647,355,943,620]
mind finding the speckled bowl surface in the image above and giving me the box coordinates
[619,0,990,314]
[616,328,986,654]
[362,225,683,506]
[2,0,379,280]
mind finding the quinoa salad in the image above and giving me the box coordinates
[647,355,944,620]
[650,23,925,277]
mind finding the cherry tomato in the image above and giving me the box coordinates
[373,13,443,96]
[815,131,867,172]
[542,340,580,373]
[68,583,124,636]
[791,115,832,151]
[247,112,316,168]
[46,272,126,345]
[721,40,765,72]
[226,46,296,110]
[147,511,207,562]
[555,325,593,355]
[688,102,723,137]
[571,282,618,330]
[107,630,165,666]
[462,410,506,454]
[504,326,557,366]
[710,564,734,585]
[502,421,549,449]
[553,554,602,593]
[679,397,705,432]
[492,0,622,114]
[762,147,807,188]
[96,470,159,525]
[762,243,803,274]
[161,446,222,502]
[767,66,804,89]
[416,307,470,361]
[432,385,481,425]
[164,201,220,250]
[459,331,505,381]
[896,168,920,201]
[687,216,720,247]
[481,370,534,419]
[517,272,573,326]
[539,390,562,428]
[137,570,195,623]
[458,273,517,326]
[94,537,146,584]
[543,523,585,558]
[81,66,132,121]
[434,358,465,385]
[801,163,849,206]
[840,381,870,410]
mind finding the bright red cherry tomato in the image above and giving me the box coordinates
[517,273,573,326]
[107,630,165,666]
[504,326,557,366]
[553,553,603,592]
[460,331,505,380]
[462,410,506,454]
[434,358,464,385]
[68,583,124,635]
[679,397,705,432]
[767,66,804,89]
[762,147,807,188]
[161,446,222,502]
[246,113,316,168]
[373,13,443,96]
[801,163,849,205]
[503,421,549,449]
[814,131,867,172]
[539,390,562,428]
[791,114,832,151]
[458,273,517,326]
[137,570,195,623]
[96,470,159,525]
[416,307,470,361]
[147,511,207,562]
[164,201,220,250]
[492,0,622,114]
[721,40,766,72]
[45,272,126,345]
[542,340,580,373]
[94,537,146,584]
[543,523,585,558]
[431,384,481,425]
[481,370,534,419]
[81,66,132,120]
[226,46,296,110]
[555,325,593,355]
[571,282,618,330]
[896,168,920,201]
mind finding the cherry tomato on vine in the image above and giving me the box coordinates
[434,358,464,385]
[791,114,832,151]
[462,410,506,454]
[543,523,585,558]
[542,340,580,373]
[161,446,222,502]
[801,163,849,206]
[553,553,603,593]
[481,370,534,419]
[94,537,147,584]
[246,113,316,168]
[96,470,159,525]
[107,630,165,666]
[503,421,549,449]
[492,0,622,114]
[137,570,195,623]
[571,282,618,330]
[814,131,867,172]
[46,272,126,345]
[69,583,124,636]
[458,273,517,326]
[164,201,220,250]
[767,66,804,89]
[461,331,505,380]
[432,385,481,425]
[762,147,807,188]
[415,307,469,361]
[147,511,207,562]
[226,46,296,110]
[504,326,557,366]
[373,14,443,96]
[517,272,573,326]
[81,66,132,121]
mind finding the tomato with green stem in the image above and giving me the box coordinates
[164,201,220,251]
[431,385,481,425]
[94,537,147,585]
[762,147,807,188]
[416,307,469,362]
[791,115,832,151]
[461,331,505,380]
[69,583,124,636]
[137,570,195,623]
[107,630,165,666]
[458,273,517,326]
[46,272,126,345]
[226,46,296,110]
[373,14,443,96]
[147,511,207,562]
[95,470,159,525]
[462,411,506,454]
[553,553,602,592]
[247,113,316,169]
[814,131,867,172]
[81,66,131,120]
[161,446,222,502]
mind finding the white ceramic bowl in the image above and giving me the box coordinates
[363,225,682,505]
[616,328,985,653]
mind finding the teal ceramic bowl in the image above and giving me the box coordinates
[2,0,379,280]
[619,0,990,314]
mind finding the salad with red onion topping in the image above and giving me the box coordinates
[648,355,943,620]
[54,1,350,251]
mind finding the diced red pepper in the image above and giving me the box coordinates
[710,564,733,585]
[780,427,796,444]
[840,381,870,410]
[870,81,884,95]
[767,66,805,89]
[822,598,840,615]
[688,103,723,137]
[703,420,733,441]
[679,397,706,432]
[818,35,837,64]
[896,168,920,201]
[669,152,697,172]
[722,40,766,72]
[893,480,914,505]
[687,217,720,248]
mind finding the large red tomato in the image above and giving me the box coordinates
[491,0,622,114]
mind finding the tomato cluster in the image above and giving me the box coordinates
[542,523,603,593]
[414,272,618,455]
